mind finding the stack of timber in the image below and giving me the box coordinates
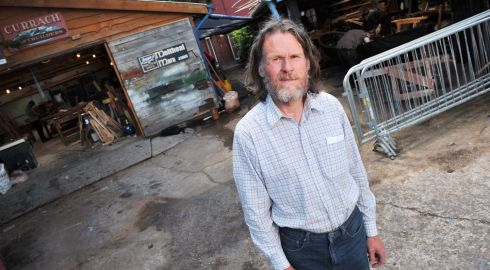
[104,84,132,122]
[328,0,374,26]
[83,102,122,145]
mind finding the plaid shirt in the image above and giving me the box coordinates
[232,92,377,270]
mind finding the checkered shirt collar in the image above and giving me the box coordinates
[265,92,326,127]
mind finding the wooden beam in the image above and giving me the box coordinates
[0,63,106,105]
[328,0,353,8]
[103,42,144,136]
[332,1,371,14]
[0,0,208,15]
[392,16,428,32]
[0,11,186,74]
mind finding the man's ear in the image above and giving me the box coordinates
[258,63,265,78]
[306,58,311,72]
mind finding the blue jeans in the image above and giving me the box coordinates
[279,207,369,270]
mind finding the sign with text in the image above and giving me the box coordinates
[138,43,189,73]
[0,12,69,50]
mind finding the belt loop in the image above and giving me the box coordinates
[339,224,346,235]
[328,230,334,243]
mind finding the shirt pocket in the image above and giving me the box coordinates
[320,133,348,177]
[326,134,344,145]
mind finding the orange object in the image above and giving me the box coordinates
[211,107,220,120]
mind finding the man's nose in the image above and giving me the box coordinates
[281,58,293,72]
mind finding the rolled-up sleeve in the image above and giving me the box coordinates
[338,101,378,237]
[232,125,290,270]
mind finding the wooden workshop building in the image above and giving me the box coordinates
[0,0,216,144]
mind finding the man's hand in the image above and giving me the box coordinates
[367,235,385,268]
[284,266,295,270]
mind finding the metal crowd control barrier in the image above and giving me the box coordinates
[343,10,490,159]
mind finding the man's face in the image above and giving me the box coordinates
[259,31,310,103]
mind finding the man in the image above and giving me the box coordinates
[361,7,393,36]
[232,18,385,270]
[336,29,371,69]
[336,29,370,50]
[25,101,48,142]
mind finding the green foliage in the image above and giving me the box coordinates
[229,26,254,63]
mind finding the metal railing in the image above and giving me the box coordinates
[343,10,490,159]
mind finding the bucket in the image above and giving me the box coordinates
[0,163,11,194]
[223,91,240,113]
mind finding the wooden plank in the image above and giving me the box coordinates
[110,20,202,69]
[385,67,434,88]
[83,101,121,144]
[77,15,184,44]
[68,16,186,59]
[391,16,429,24]
[332,1,371,14]
[103,42,144,136]
[392,16,428,32]
[0,0,208,14]
[63,12,135,29]
[68,13,151,34]
[107,18,191,56]
[109,19,201,76]
[328,0,353,8]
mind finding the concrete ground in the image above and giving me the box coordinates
[0,67,488,269]
[0,130,190,224]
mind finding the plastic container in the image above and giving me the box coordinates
[0,163,11,194]
[223,91,240,113]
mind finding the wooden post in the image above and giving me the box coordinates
[437,4,443,30]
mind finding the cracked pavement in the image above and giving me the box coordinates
[361,93,490,269]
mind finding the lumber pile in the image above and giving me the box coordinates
[327,0,374,27]
[83,102,122,145]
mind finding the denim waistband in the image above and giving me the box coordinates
[279,206,360,240]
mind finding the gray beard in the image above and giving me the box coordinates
[263,75,307,103]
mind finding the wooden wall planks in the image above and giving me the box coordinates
[108,19,215,136]
[0,7,214,136]
[0,7,188,70]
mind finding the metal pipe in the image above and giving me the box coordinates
[263,0,281,20]
[193,4,223,99]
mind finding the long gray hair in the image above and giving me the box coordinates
[244,18,321,101]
